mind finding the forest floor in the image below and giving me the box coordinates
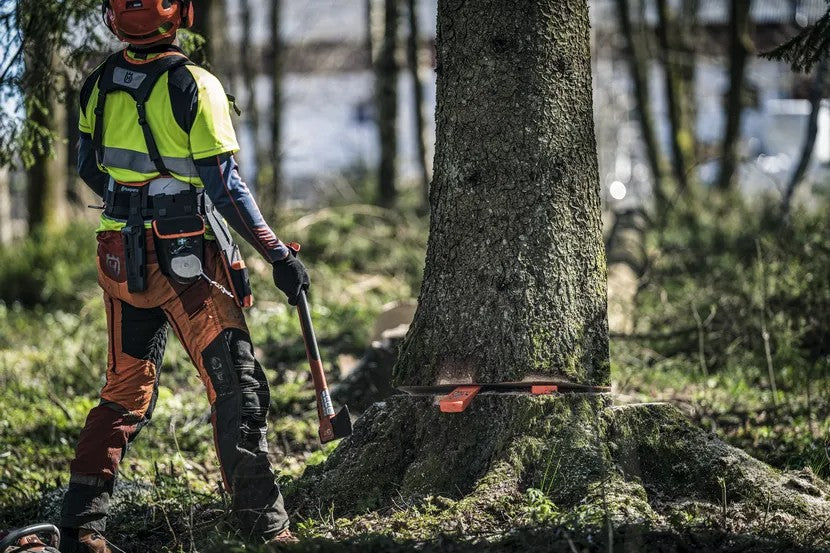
[1,201,829,552]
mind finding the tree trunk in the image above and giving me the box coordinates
[65,85,86,211]
[678,0,700,128]
[406,0,432,211]
[655,0,695,200]
[615,0,669,213]
[716,0,753,193]
[375,0,400,207]
[0,166,10,245]
[190,0,212,66]
[258,0,283,221]
[240,0,265,180]
[294,397,830,547]
[367,0,382,64]
[292,4,830,544]
[394,0,608,387]
[190,0,228,77]
[25,49,66,232]
[781,57,828,217]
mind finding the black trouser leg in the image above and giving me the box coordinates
[200,328,288,540]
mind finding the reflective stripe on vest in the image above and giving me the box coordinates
[102,146,198,177]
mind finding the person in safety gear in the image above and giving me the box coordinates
[58,1,308,550]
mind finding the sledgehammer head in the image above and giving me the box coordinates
[319,405,352,444]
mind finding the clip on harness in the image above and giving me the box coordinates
[92,48,252,306]
[203,197,253,307]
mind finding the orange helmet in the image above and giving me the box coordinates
[102,0,194,45]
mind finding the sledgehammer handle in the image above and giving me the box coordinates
[297,291,336,418]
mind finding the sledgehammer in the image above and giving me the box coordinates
[296,289,352,444]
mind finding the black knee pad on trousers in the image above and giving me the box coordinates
[202,328,271,452]
[201,328,286,538]
[230,333,270,450]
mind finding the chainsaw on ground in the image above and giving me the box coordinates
[0,524,60,553]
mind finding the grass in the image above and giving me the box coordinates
[613,348,830,480]
[0,204,424,550]
[1,198,829,551]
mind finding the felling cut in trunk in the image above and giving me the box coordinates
[290,1,830,549]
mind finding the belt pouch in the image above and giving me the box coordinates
[122,192,147,293]
[152,215,205,284]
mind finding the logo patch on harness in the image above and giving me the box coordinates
[113,67,147,90]
[126,0,144,8]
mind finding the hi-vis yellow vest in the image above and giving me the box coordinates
[79,48,239,232]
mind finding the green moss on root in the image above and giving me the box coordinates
[288,396,830,549]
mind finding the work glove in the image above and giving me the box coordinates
[272,252,310,306]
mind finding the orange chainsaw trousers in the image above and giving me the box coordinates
[60,230,288,540]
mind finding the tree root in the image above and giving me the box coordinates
[288,395,830,549]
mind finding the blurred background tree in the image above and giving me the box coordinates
[4,0,830,233]
[374,0,400,207]
[0,0,101,233]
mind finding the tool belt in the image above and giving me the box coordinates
[103,178,252,308]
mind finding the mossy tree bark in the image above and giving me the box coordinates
[394,0,608,387]
[294,398,830,548]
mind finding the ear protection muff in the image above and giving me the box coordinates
[180,0,194,29]
[101,0,116,37]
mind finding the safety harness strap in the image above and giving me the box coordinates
[135,101,168,175]
[92,71,109,169]
[103,189,205,220]
[92,49,193,175]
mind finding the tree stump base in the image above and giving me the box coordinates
[289,395,830,548]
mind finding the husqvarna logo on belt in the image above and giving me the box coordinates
[123,71,134,84]
[106,253,121,277]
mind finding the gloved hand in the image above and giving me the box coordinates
[272,253,310,306]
